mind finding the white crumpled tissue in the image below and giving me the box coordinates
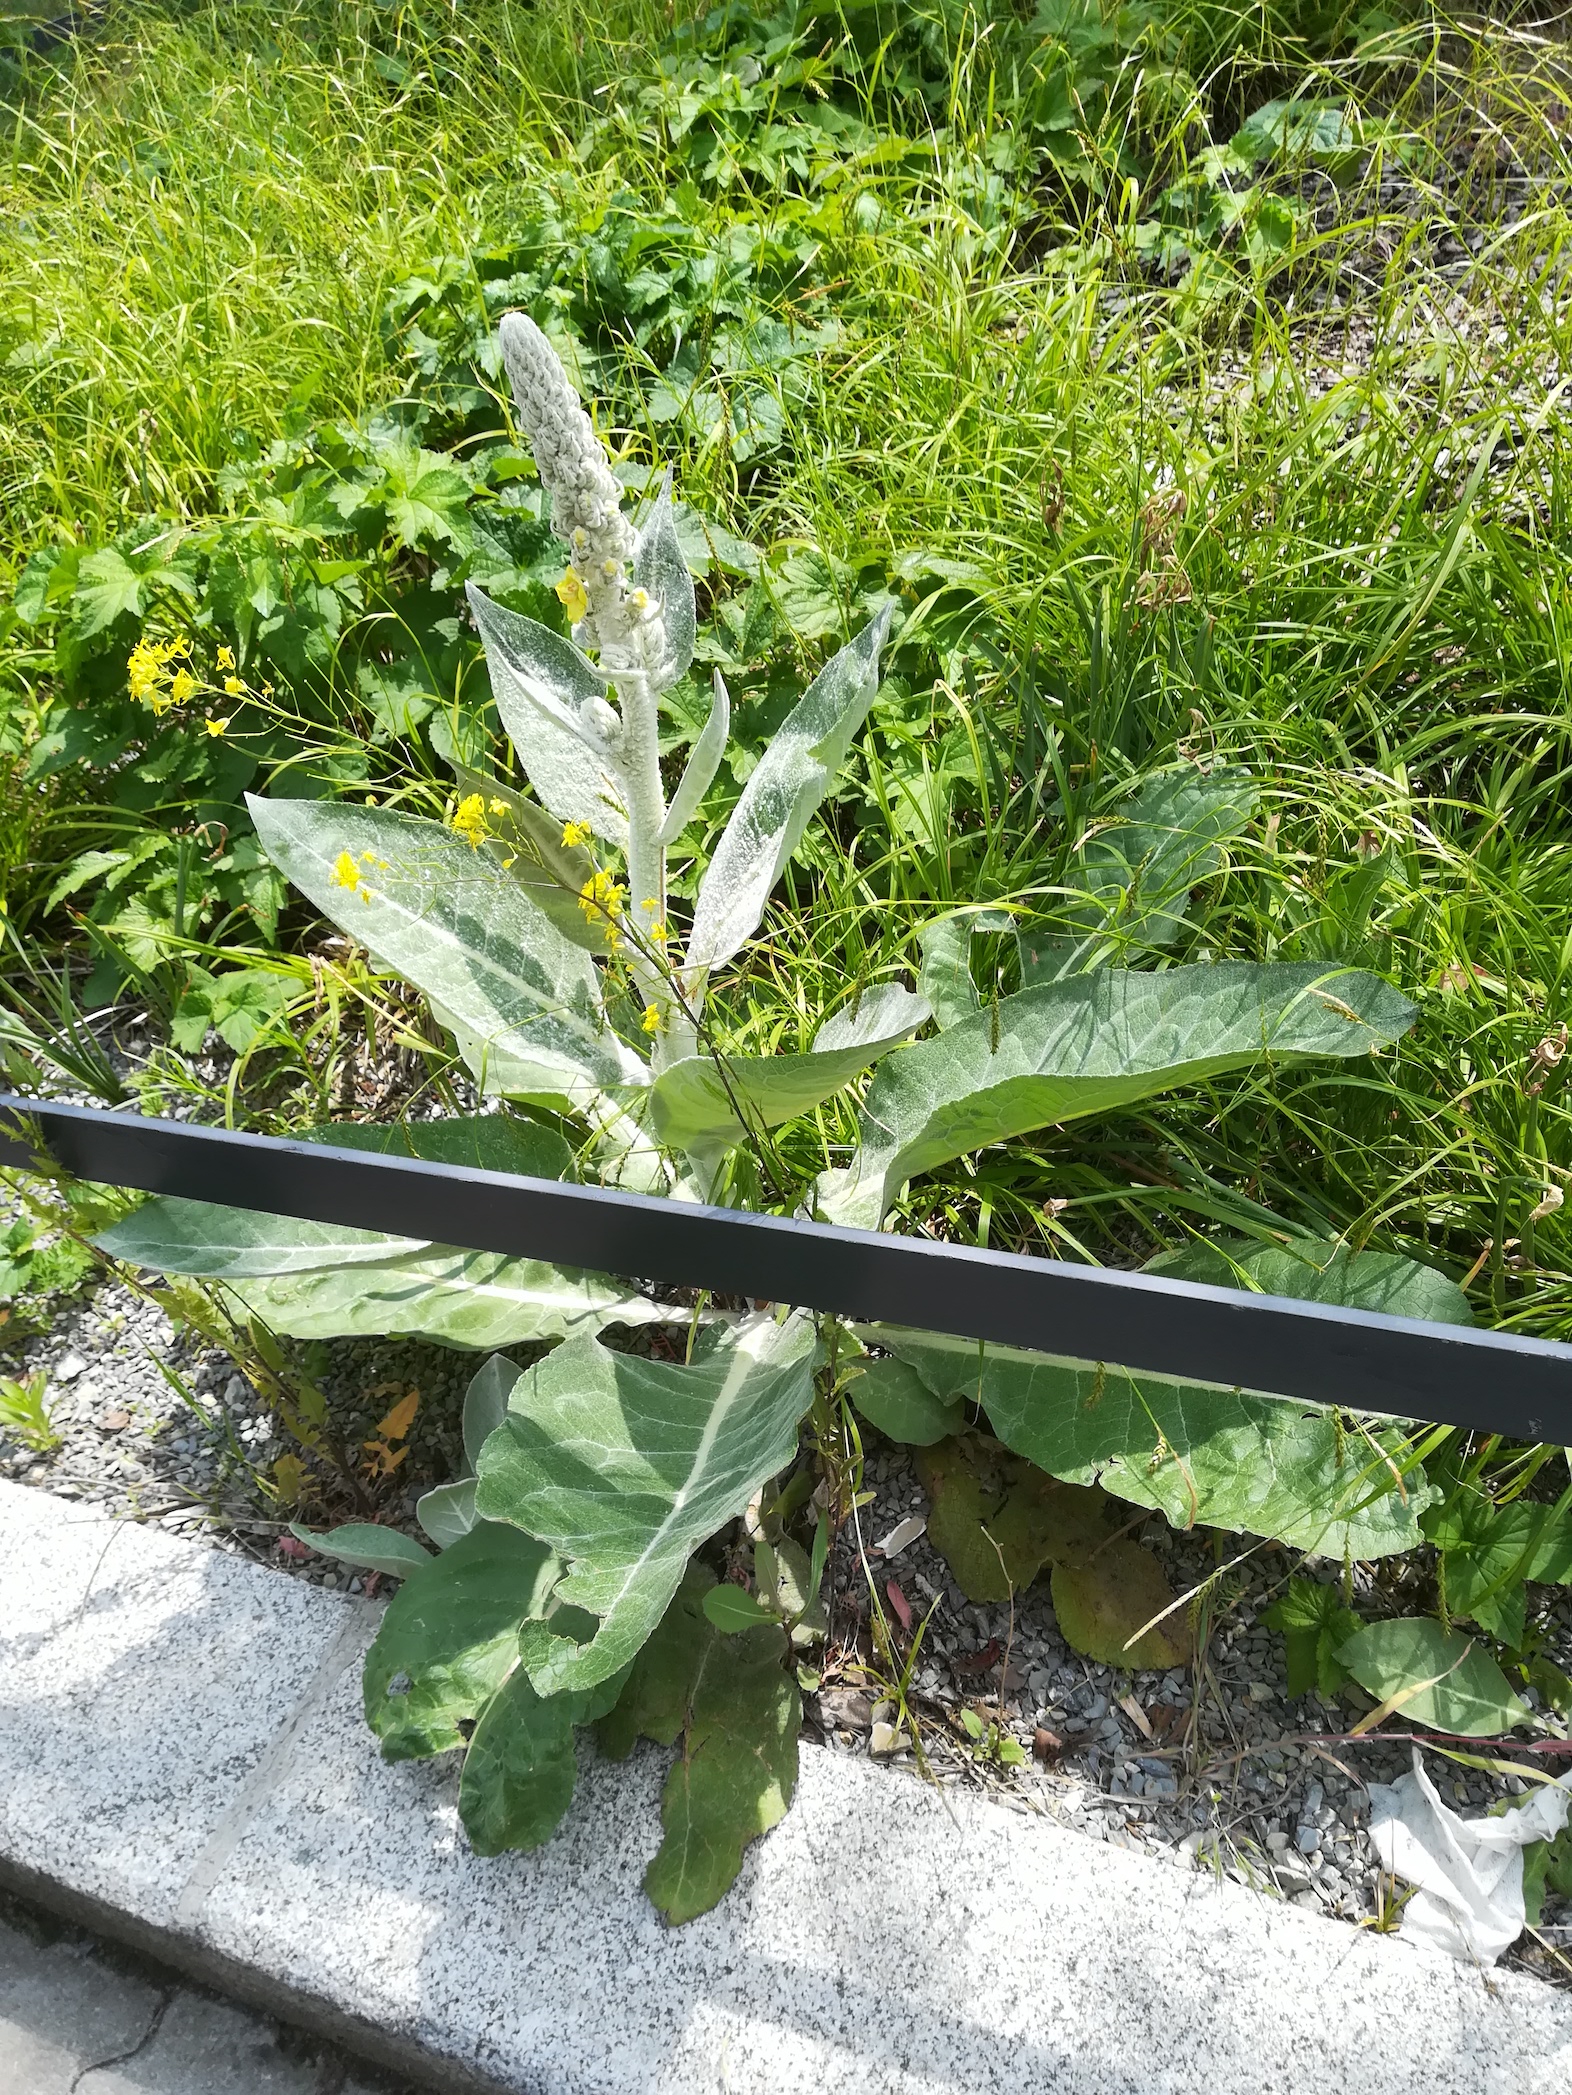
[1367,1747,1572,1965]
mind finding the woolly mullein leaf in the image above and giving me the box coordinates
[685,608,892,973]
[646,982,929,1155]
[635,472,696,690]
[818,961,1415,1229]
[247,796,645,1107]
[465,584,630,845]
[474,1312,816,1695]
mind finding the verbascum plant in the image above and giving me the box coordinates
[101,314,1466,1918]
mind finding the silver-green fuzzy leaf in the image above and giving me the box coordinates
[96,1198,427,1278]
[465,585,629,844]
[474,1312,816,1694]
[230,1247,671,1348]
[818,961,1415,1228]
[873,1326,1429,1558]
[647,983,929,1155]
[247,796,644,1108]
[685,608,891,972]
[635,473,696,690]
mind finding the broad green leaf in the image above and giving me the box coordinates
[915,1434,1115,1601]
[1026,768,1258,975]
[476,1312,816,1694]
[247,796,644,1107]
[457,1665,581,1856]
[880,1327,1429,1558]
[302,1111,575,1183]
[916,909,1014,1028]
[1336,1618,1532,1735]
[232,1246,667,1348]
[1422,1493,1571,1642]
[1051,1542,1191,1669]
[462,1353,517,1470]
[646,983,928,1154]
[702,1584,779,1633]
[466,585,629,845]
[453,764,603,951]
[362,1521,560,1759]
[818,962,1414,1228]
[415,1479,478,1549]
[96,1198,428,1278]
[598,1564,798,1924]
[850,1356,963,1445]
[1148,1235,1473,1326]
[1261,1577,1362,1698]
[656,670,729,846]
[685,608,892,972]
[635,473,696,689]
[289,1522,433,1581]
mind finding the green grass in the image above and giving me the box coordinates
[0,0,666,551]
[4,0,1572,1347]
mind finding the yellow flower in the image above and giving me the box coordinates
[641,1004,662,1035]
[451,793,491,847]
[555,567,589,623]
[577,869,626,944]
[169,668,199,708]
[561,820,593,848]
[216,646,236,671]
[224,675,243,696]
[331,851,363,893]
[204,716,229,737]
[488,797,509,815]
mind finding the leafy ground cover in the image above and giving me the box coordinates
[2,0,1572,1958]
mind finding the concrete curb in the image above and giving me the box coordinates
[3,1477,1570,2095]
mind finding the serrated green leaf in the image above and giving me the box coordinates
[247,795,644,1107]
[819,962,1414,1228]
[850,1357,963,1446]
[879,1327,1429,1558]
[475,1312,815,1695]
[1261,1577,1362,1698]
[598,1564,798,1923]
[231,1246,667,1347]
[465,585,629,846]
[646,983,928,1154]
[362,1521,560,1760]
[290,1522,432,1580]
[1337,1618,1532,1735]
[914,1434,1114,1601]
[1051,1542,1191,1669]
[685,609,891,972]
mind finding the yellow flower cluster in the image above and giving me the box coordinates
[331,848,388,905]
[127,636,245,736]
[640,1003,662,1035]
[561,820,593,848]
[578,868,627,946]
[127,635,191,715]
[451,793,509,848]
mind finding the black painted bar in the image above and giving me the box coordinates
[2,1093,1568,1441]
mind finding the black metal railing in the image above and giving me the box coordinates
[2,1093,1569,1443]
